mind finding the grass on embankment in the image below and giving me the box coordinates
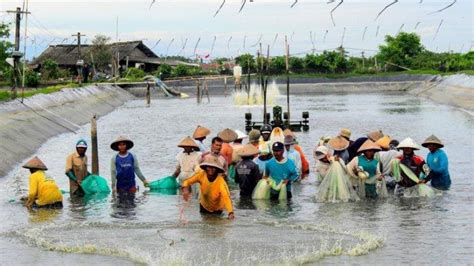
[0,83,79,102]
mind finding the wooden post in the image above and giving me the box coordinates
[285,36,290,122]
[196,79,201,104]
[224,76,227,97]
[146,82,151,106]
[91,115,99,175]
[204,79,210,103]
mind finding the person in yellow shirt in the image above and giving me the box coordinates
[22,156,63,209]
[182,156,235,220]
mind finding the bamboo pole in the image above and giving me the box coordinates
[91,115,99,175]
[196,79,201,104]
[224,76,227,97]
[146,82,151,106]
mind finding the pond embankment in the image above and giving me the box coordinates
[0,85,133,178]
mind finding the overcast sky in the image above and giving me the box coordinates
[1,0,472,60]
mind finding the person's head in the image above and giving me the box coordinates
[363,150,376,160]
[193,125,211,141]
[284,135,295,151]
[248,129,261,145]
[111,136,134,154]
[397,137,420,157]
[75,139,88,156]
[357,139,381,159]
[260,124,272,141]
[117,142,128,153]
[315,145,330,163]
[389,139,399,150]
[178,136,199,154]
[234,129,247,145]
[272,142,285,160]
[339,128,351,141]
[421,135,444,153]
[22,156,48,174]
[200,156,224,181]
[211,137,223,154]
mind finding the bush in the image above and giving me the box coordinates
[125,67,145,79]
[173,64,191,77]
[156,64,172,78]
[289,57,304,73]
[42,59,59,80]
[24,70,40,87]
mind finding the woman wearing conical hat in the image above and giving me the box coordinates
[284,129,310,178]
[346,140,384,199]
[315,145,359,203]
[375,135,401,191]
[193,125,211,152]
[22,157,63,209]
[422,135,451,190]
[172,136,202,186]
[110,136,149,194]
[390,137,431,197]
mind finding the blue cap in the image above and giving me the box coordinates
[272,141,284,151]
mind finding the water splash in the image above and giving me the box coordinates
[232,81,280,106]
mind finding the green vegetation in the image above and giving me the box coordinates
[0,83,79,102]
[90,35,112,72]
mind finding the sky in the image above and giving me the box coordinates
[1,0,473,60]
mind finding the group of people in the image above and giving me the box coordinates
[314,129,451,202]
[21,124,451,220]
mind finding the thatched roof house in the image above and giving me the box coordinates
[31,40,197,73]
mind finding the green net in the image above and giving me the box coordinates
[81,175,111,194]
[252,179,272,199]
[149,176,180,190]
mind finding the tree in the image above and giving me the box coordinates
[377,32,424,71]
[0,23,13,76]
[269,56,286,74]
[289,56,304,73]
[234,53,255,74]
[157,64,172,78]
[42,59,59,80]
[90,34,112,72]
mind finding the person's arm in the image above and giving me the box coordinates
[288,160,299,182]
[132,153,149,186]
[219,180,234,219]
[181,171,202,201]
[65,154,78,182]
[110,155,117,189]
[346,157,359,179]
[25,174,38,208]
[172,164,181,178]
[431,151,448,174]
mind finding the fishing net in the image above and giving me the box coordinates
[252,179,271,199]
[316,161,359,203]
[391,160,435,198]
[149,176,180,190]
[81,175,111,194]
[252,178,286,200]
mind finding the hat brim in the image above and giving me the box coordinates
[200,163,224,173]
[421,142,444,148]
[111,140,134,151]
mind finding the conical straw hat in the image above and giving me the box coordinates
[110,136,134,151]
[357,139,382,153]
[328,136,350,151]
[199,155,225,172]
[376,135,392,150]
[248,129,261,143]
[397,137,420,150]
[421,135,444,148]
[339,128,351,139]
[218,128,238,143]
[22,156,48,170]
[367,130,384,142]
[234,129,248,140]
[237,144,259,157]
[193,125,211,139]
[178,136,199,148]
[314,145,329,160]
[258,139,270,155]
[283,128,296,138]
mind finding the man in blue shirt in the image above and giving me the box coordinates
[264,142,299,200]
[422,135,451,190]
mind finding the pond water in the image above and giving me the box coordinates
[1,88,472,264]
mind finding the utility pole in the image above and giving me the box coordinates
[285,35,290,123]
[72,32,85,84]
[7,7,30,99]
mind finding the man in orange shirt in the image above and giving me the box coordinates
[182,156,234,220]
